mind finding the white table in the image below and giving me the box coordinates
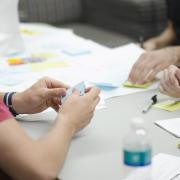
[19,89,180,180]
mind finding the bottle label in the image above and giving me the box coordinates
[123,149,151,167]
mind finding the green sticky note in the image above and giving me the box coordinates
[153,100,180,112]
[123,81,151,89]
[30,61,68,72]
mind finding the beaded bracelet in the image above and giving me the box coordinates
[3,92,19,116]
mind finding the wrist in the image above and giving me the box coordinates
[12,92,26,114]
[3,92,19,116]
[56,115,76,138]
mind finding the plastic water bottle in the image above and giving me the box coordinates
[0,0,24,56]
[122,117,152,180]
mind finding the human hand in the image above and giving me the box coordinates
[12,77,69,114]
[159,65,180,98]
[128,47,178,84]
[58,87,100,134]
[143,37,159,51]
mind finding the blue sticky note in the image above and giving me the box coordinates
[62,47,91,56]
[61,81,85,104]
[93,82,118,91]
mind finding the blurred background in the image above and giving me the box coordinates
[18,0,167,48]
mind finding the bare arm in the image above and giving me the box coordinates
[0,77,100,180]
[0,117,74,180]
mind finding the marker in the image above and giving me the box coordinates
[142,95,158,114]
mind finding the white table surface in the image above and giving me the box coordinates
[19,89,180,180]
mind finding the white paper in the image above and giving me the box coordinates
[124,154,180,180]
[155,118,180,138]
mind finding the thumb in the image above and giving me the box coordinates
[72,89,80,97]
[44,88,66,98]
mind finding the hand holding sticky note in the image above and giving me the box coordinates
[123,81,152,89]
[61,82,85,104]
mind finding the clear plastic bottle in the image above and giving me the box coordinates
[122,117,152,180]
[0,0,24,56]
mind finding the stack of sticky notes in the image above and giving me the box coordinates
[123,81,152,89]
[153,100,180,112]
[7,57,45,66]
[7,58,24,65]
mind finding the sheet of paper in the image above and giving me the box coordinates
[60,152,180,180]
[155,117,180,138]
[124,153,180,180]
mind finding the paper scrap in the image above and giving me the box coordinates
[123,81,152,89]
[153,100,180,112]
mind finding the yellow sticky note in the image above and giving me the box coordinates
[177,144,180,149]
[7,58,24,65]
[153,100,180,112]
[123,81,151,89]
[20,28,41,36]
[31,53,58,59]
[30,61,68,72]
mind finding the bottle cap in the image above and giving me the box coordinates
[131,117,144,129]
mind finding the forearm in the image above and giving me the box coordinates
[34,118,75,176]
[170,46,180,66]
[0,92,5,101]
[158,20,176,42]
[1,118,75,180]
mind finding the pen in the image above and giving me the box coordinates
[139,36,144,49]
[142,95,158,114]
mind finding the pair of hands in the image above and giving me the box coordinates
[128,48,180,97]
[12,77,100,133]
[128,47,178,85]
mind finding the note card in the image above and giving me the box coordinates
[61,81,85,104]
[155,118,180,138]
[153,100,180,112]
[123,81,151,89]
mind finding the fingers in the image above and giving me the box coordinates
[92,96,100,108]
[42,77,69,89]
[44,88,66,98]
[128,53,155,84]
[85,87,92,93]
[169,65,179,87]
[159,66,180,97]
[85,87,101,99]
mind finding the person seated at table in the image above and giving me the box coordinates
[0,77,100,180]
[159,65,180,98]
[128,0,180,85]
[144,0,180,51]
